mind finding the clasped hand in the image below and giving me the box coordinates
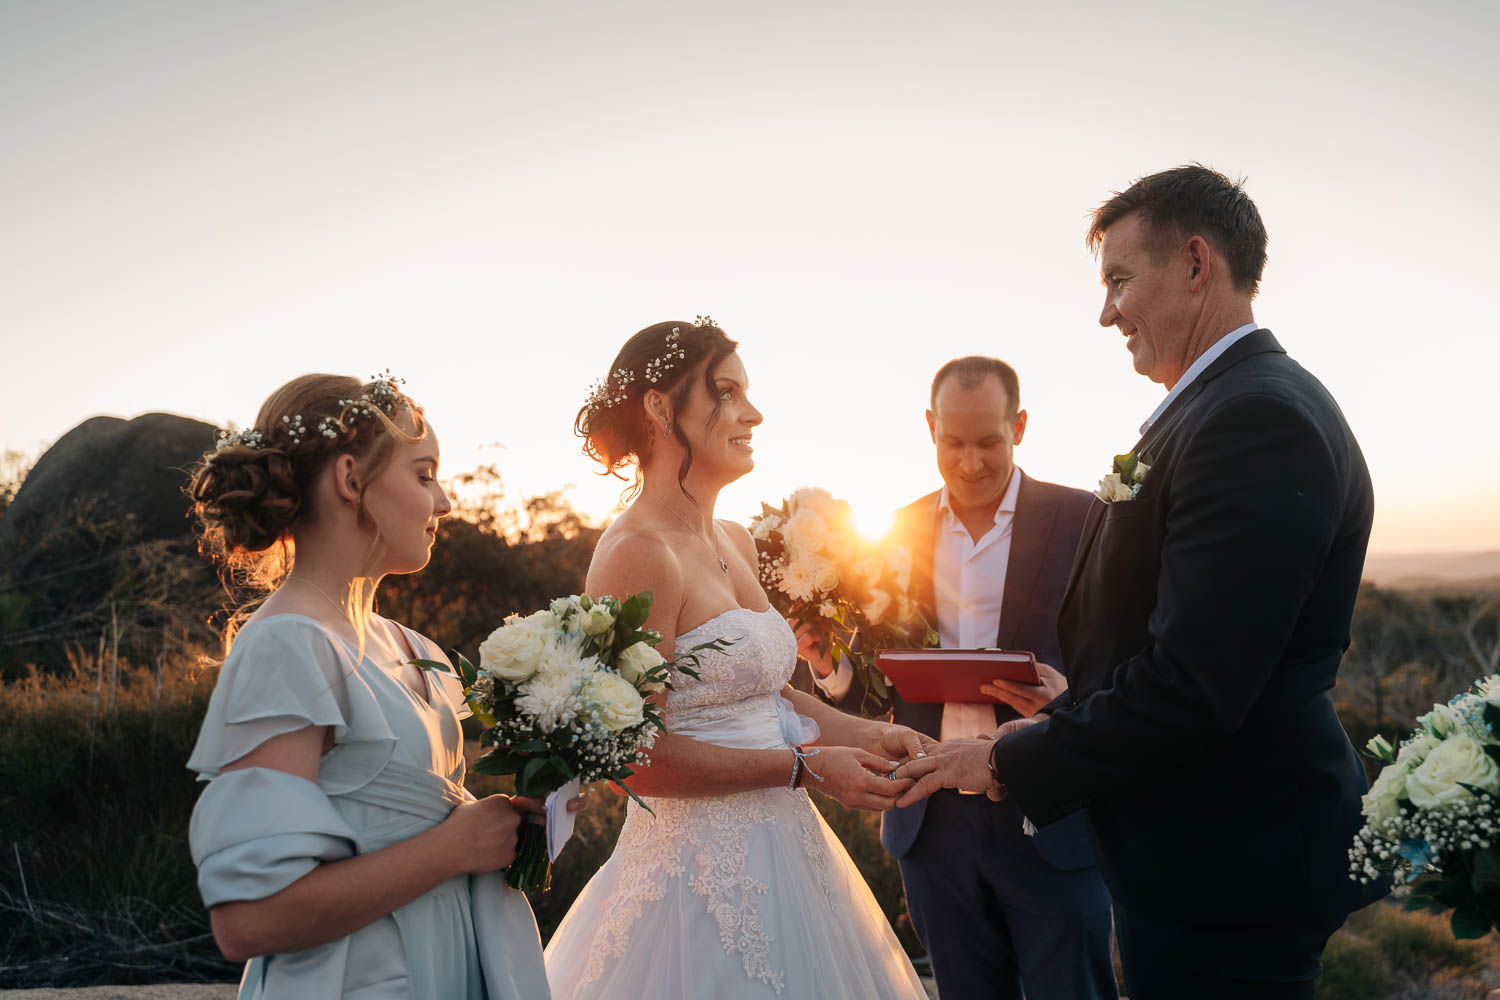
[890,715,1046,808]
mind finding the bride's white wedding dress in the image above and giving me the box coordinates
[544,606,928,999]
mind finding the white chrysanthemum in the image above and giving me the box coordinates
[778,557,817,602]
[515,658,589,733]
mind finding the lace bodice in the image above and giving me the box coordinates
[663,606,799,744]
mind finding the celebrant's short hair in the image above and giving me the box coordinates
[930,356,1021,419]
[1087,164,1268,297]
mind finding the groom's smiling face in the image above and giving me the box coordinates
[1098,212,1192,387]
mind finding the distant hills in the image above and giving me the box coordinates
[1363,551,1500,593]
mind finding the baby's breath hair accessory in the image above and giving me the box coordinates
[212,427,265,453]
[581,318,719,419]
[280,413,307,444]
[316,369,409,439]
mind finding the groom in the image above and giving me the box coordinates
[898,165,1386,997]
[810,357,1115,1000]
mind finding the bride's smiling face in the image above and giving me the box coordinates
[675,353,762,483]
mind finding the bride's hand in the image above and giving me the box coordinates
[865,721,937,763]
[801,746,911,812]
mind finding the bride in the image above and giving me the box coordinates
[544,318,931,999]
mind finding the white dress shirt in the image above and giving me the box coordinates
[1139,321,1260,435]
[815,467,1023,742]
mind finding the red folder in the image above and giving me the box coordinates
[874,648,1040,704]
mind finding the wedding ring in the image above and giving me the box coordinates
[915,751,927,758]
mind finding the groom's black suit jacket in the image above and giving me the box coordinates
[990,329,1385,926]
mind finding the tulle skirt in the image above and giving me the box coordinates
[545,786,927,999]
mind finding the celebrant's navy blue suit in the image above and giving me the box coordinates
[827,472,1115,1000]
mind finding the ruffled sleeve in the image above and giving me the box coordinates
[190,766,363,906]
[186,614,396,796]
[395,622,473,722]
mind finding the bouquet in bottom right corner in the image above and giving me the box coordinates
[1351,677,1500,938]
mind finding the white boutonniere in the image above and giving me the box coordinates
[1096,451,1150,503]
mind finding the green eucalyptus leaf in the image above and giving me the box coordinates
[455,651,478,689]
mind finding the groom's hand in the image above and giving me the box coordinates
[893,737,1001,808]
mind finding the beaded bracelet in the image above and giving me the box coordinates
[789,745,823,790]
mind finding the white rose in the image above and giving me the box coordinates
[478,622,548,682]
[550,596,579,617]
[578,604,615,636]
[819,600,838,618]
[616,641,667,692]
[811,558,840,593]
[1405,735,1500,809]
[782,509,832,555]
[862,588,891,626]
[582,671,646,732]
[1360,761,1409,827]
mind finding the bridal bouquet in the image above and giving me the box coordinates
[749,487,937,716]
[1350,677,1500,937]
[416,591,727,891]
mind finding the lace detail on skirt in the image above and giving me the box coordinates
[579,787,815,993]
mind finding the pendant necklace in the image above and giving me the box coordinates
[650,495,729,573]
[286,575,354,620]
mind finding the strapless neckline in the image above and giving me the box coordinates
[676,604,777,643]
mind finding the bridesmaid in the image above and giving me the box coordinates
[185,372,550,999]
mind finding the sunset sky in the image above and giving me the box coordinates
[3,1,1497,553]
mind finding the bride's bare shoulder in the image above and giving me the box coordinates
[588,518,681,593]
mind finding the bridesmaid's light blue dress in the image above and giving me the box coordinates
[187,613,550,999]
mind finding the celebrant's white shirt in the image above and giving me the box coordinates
[1139,321,1259,435]
[816,467,1022,742]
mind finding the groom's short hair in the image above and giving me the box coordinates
[1087,164,1268,297]
[930,356,1020,419]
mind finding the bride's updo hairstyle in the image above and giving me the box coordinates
[575,316,738,501]
[189,372,426,597]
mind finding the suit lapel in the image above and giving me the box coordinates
[906,492,942,618]
[996,474,1056,651]
[1062,328,1287,608]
